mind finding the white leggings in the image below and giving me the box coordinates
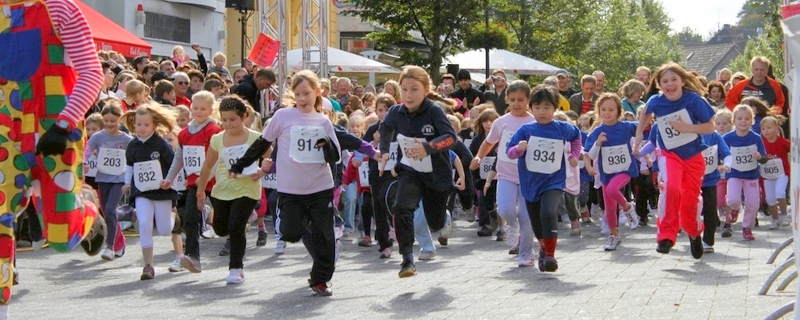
[135,197,174,248]
[764,175,789,206]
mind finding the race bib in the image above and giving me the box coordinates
[730,145,758,172]
[397,134,432,173]
[760,158,785,179]
[290,126,325,164]
[702,145,718,175]
[182,145,205,175]
[383,142,399,171]
[524,137,563,174]
[479,156,497,180]
[97,148,126,175]
[221,144,259,176]
[656,109,698,150]
[498,130,516,163]
[85,154,98,177]
[601,144,631,174]
[134,160,162,192]
[261,172,277,189]
[358,163,370,187]
[172,169,187,191]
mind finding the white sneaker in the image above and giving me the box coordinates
[419,251,436,260]
[702,242,714,253]
[624,204,639,230]
[438,211,453,239]
[604,235,621,251]
[590,205,602,220]
[101,248,114,261]
[780,214,791,227]
[505,223,520,247]
[168,258,183,272]
[201,227,218,239]
[518,252,535,267]
[560,213,570,223]
[618,211,628,227]
[769,219,781,230]
[275,240,286,254]
[226,269,244,285]
[600,218,610,235]
[31,239,46,251]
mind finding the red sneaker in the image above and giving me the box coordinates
[742,228,755,241]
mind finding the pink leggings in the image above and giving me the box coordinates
[603,174,631,229]
[726,177,759,229]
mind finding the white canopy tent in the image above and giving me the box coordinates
[286,46,399,74]
[443,49,563,76]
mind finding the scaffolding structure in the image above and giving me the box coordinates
[258,0,329,96]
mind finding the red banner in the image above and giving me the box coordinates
[248,33,280,67]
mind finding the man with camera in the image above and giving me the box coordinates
[480,69,509,115]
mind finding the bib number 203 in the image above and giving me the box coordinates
[103,157,121,167]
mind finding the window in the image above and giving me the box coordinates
[144,12,190,43]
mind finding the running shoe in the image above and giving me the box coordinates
[219,240,230,256]
[742,228,755,241]
[721,224,733,238]
[689,236,703,259]
[702,242,714,253]
[275,240,287,254]
[518,252,535,267]
[600,218,610,235]
[226,269,244,285]
[570,220,581,235]
[358,236,373,247]
[656,239,673,254]
[181,256,202,273]
[495,229,507,242]
[256,231,268,246]
[418,251,436,261]
[379,247,393,259]
[604,235,621,251]
[140,265,155,280]
[541,256,558,272]
[623,204,639,229]
[399,260,416,278]
[101,248,114,261]
[311,282,333,296]
[769,218,781,230]
[115,247,125,258]
[465,207,476,222]
[168,258,183,272]
[508,244,519,255]
[477,226,494,237]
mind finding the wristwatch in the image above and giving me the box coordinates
[55,119,70,130]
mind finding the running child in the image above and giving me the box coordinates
[506,85,581,271]
[759,116,790,229]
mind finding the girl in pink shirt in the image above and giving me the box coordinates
[260,70,341,296]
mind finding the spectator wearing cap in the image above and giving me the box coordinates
[480,69,509,115]
[172,72,192,107]
[233,67,277,115]
[450,69,485,116]
[568,75,599,115]
[151,71,172,87]
[556,70,578,98]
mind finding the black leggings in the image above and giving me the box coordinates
[392,174,449,256]
[277,189,336,284]
[360,191,374,238]
[701,186,718,246]
[211,196,258,270]
[526,189,563,240]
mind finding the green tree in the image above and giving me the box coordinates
[736,0,777,29]
[676,27,703,43]
[727,0,785,81]
[344,0,482,81]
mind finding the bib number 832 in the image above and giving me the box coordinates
[138,171,156,182]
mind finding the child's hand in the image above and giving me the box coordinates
[517,141,528,152]
[160,180,173,190]
[372,151,382,162]
[470,157,481,171]
[353,159,362,168]
[569,158,578,167]
[455,177,465,191]
[717,165,730,173]
[249,172,262,182]
[390,168,397,177]
[379,153,389,176]
[483,183,490,195]
[586,167,597,177]
[752,152,762,161]
[262,158,273,173]
[596,132,607,146]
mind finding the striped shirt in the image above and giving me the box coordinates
[1,0,104,125]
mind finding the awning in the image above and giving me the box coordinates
[75,1,151,58]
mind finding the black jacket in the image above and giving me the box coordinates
[483,89,508,115]
[450,85,486,115]
[126,135,176,202]
[232,74,261,114]
[379,99,457,192]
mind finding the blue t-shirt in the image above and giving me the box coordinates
[722,130,766,180]
[584,121,639,185]
[645,91,715,159]
[579,130,593,181]
[701,132,731,188]
[752,115,764,135]
[508,120,580,203]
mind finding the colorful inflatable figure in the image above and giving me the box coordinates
[0,0,106,314]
